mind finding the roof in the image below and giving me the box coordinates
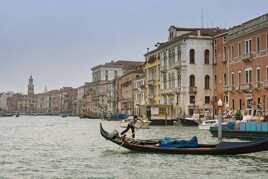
[91,60,144,71]
[145,28,226,56]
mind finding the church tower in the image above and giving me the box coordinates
[28,75,34,97]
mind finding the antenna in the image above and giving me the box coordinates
[201,8,204,28]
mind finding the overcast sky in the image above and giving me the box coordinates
[0,0,268,93]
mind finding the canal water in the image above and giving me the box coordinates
[0,116,268,179]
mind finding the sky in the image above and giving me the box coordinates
[0,0,268,94]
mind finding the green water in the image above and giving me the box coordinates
[0,116,268,179]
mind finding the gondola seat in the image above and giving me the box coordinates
[159,136,199,148]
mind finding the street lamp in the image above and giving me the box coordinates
[217,99,223,143]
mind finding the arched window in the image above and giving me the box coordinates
[204,49,210,64]
[189,75,195,87]
[205,75,210,89]
[189,49,195,64]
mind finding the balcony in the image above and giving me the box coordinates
[240,83,252,92]
[241,53,253,63]
[173,61,181,69]
[263,81,268,89]
[255,81,262,89]
[224,86,234,92]
[188,104,198,109]
[161,88,180,95]
[147,79,155,86]
[189,86,197,94]
[161,66,167,73]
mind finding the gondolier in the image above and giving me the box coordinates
[121,115,138,138]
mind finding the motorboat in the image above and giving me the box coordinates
[199,120,218,130]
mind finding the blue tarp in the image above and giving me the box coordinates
[239,122,268,132]
[159,136,199,148]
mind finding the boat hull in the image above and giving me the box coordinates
[210,127,268,140]
[100,123,268,155]
[180,118,199,126]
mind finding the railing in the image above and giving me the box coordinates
[241,53,253,62]
[263,80,268,89]
[189,86,197,94]
[240,83,252,92]
[255,81,262,89]
[147,79,155,86]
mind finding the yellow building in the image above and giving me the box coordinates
[144,51,161,106]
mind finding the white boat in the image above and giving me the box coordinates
[198,120,218,130]
[120,116,151,129]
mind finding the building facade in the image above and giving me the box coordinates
[214,13,268,116]
[146,26,224,117]
[133,74,145,116]
[117,69,144,115]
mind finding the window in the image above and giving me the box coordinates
[114,70,118,77]
[238,43,241,57]
[204,49,210,64]
[205,75,210,89]
[224,96,229,103]
[190,75,195,87]
[231,46,234,58]
[205,96,210,104]
[267,33,268,50]
[190,96,195,104]
[232,99,235,110]
[245,39,252,55]
[224,47,227,60]
[256,68,261,83]
[238,72,241,87]
[245,69,252,84]
[266,66,268,80]
[189,49,195,64]
[224,73,227,86]
[256,37,260,55]
[105,70,109,81]
[231,73,235,87]
[239,99,242,110]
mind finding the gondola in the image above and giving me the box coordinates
[100,123,268,155]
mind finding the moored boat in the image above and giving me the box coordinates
[100,123,268,155]
[199,120,218,130]
[179,117,199,126]
[210,121,268,140]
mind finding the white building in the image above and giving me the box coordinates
[0,92,14,111]
[157,26,225,117]
[133,75,145,115]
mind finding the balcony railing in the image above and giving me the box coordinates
[240,83,252,92]
[263,80,268,89]
[189,86,197,94]
[161,88,180,94]
[255,81,262,89]
[224,86,234,92]
[188,104,198,109]
[241,53,253,63]
[147,79,155,86]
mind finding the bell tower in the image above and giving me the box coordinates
[28,75,34,97]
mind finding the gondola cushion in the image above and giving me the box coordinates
[159,136,199,148]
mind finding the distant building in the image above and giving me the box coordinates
[133,73,145,116]
[117,66,144,115]
[0,92,14,112]
[80,60,143,117]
